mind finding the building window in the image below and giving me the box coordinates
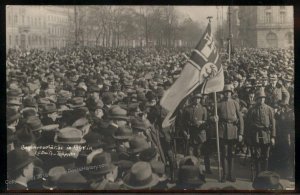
[265,12,272,23]
[22,15,24,24]
[265,6,271,9]
[8,15,11,24]
[35,18,37,26]
[9,35,11,45]
[266,32,278,48]
[28,36,31,44]
[286,32,293,44]
[44,37,47,45]
[15,35,18,45]
[280,6,285,10]
[14,15,18,24]
[280,12,286,23]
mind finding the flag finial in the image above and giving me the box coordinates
[207,16,213,23]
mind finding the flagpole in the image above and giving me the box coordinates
[207,16,222,182]
[214,91,222,182]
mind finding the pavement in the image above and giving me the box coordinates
[199,153,295,190]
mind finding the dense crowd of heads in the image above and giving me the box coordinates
[6,46,294,190]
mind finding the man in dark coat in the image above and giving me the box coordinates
[7,149,35,190]
[265,74,290,108]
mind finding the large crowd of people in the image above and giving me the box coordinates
[6,46,294,190]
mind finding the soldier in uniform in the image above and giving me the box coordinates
[213,85,244,182]
[246,89,276,176]
[182,93,207,158]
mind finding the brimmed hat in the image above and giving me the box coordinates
[252,171,284,190]
[23,97,37,108]
[255,89,266,99]
[131,119,148,132]
[84,132,104,148]
[72,117,89,128]
[223,85,233,93]
[37,98,51,106]
[7,88,23,97]
[123,161,159,189]
[7,149,35,173]
[15,128,36,146]
[139,147,157,162]
[269,74,278,80]
[129,136,150,154]
[88,152,116,175]
[107,106,129,120]
[150,161,165,176]
[179,155,200,167]
[113,126,133,140]
[102,92,115,104]
[26,116,44,132]
[7,107,20,124]
[69,97,86,108]
[41,103,57,114]
[282,74,293,82]
[178,165,205,186]
[54,127,86,144]
[7,97,22,106]
[42,166,67,190]
[88,85,100,93]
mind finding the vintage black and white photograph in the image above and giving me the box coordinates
[6,5,294,191]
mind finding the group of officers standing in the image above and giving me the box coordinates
[176,70,294,183]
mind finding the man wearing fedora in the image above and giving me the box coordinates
[213,84,244,182]
[7,149,35,190]
[265,74,290,109]
[172,156,205,189]
[122,161,160,190]
[85,152,120,190]
[101,105,129,139]
[7,107,20,144]
[42,127,86,172]
[246,89,276,176]
[40,103,60,125]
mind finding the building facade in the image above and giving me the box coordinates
[237,6,293,49]
[6,6,71,51]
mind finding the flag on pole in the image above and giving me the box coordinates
[160,21,224,128]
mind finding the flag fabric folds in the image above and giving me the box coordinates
[160,21,224,128]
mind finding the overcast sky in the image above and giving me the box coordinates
[176,6,228,29]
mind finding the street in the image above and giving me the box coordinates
[200,152,295,190]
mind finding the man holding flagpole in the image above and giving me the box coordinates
[214,84,244,182]
[160,17,225,181]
